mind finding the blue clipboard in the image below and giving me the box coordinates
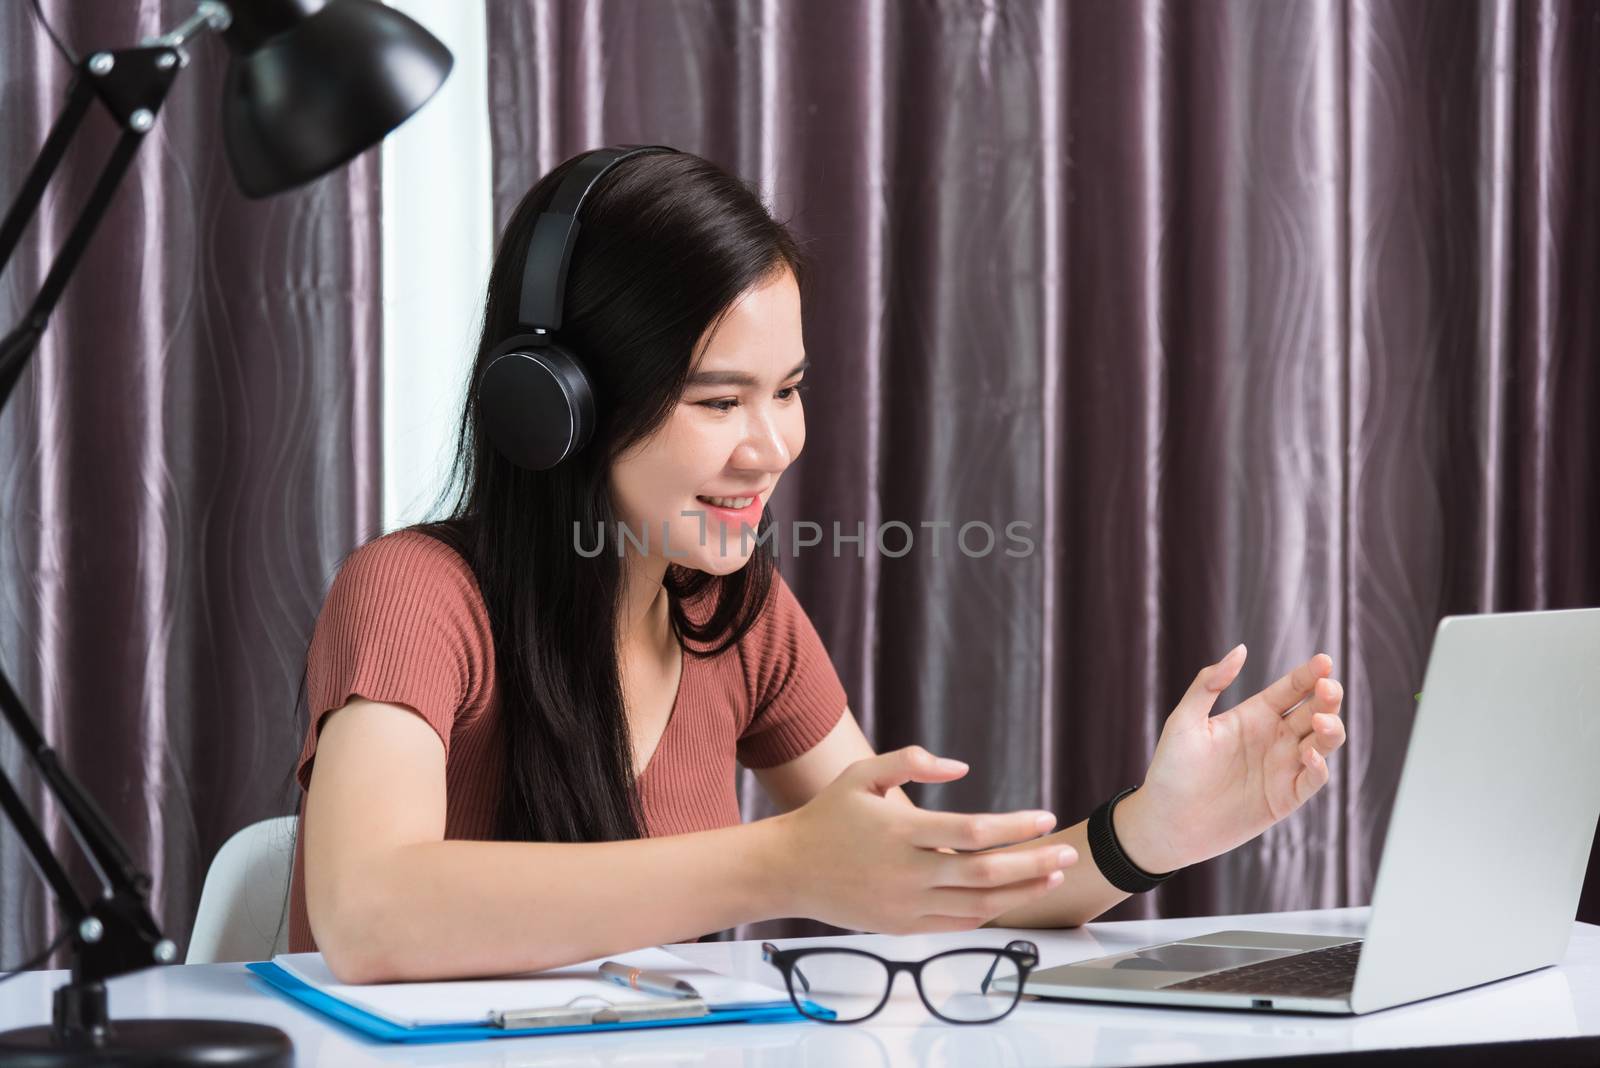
[245,961,833,1043]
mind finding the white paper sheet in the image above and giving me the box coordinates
[272,947,790,1029]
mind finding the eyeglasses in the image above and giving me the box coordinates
[761,939,1039,1025]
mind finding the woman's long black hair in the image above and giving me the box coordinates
[408,150,806,845]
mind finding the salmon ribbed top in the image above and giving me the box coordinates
[286,528,848,953]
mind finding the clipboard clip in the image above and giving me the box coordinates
[491,996,710,1030]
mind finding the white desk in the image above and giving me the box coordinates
[3,907,1598,1067]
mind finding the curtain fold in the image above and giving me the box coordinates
[485,0,1599,938]
[0,2,381,964]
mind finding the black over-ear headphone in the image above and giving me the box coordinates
[478,144,680,471]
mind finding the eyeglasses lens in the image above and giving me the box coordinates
[787,952,891,1022]
[919,950,1022,1022]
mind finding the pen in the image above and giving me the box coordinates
[598,960,703,999]
[492,999,709,1029]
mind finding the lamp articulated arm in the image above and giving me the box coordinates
[0,4,448,1061]
[0,40,200,990]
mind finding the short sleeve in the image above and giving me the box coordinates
[294,529,493,791]
[736,570,849,768]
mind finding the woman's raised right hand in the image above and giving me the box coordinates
[771,745,1078,934]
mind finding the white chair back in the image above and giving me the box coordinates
[186,814,297,964]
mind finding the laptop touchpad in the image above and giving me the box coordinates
[1088,944,1296,974]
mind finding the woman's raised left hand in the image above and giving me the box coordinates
[1112,646,1347,875]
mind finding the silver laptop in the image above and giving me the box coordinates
[999,607,1600,1014]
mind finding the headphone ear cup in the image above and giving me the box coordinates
[478,334,596,470]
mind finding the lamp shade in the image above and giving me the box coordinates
[220,0,452,198]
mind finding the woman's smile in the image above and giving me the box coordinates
[694,493,764,524]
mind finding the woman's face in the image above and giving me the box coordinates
[609,267,807,576]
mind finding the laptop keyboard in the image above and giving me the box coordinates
[1160,940,1363,999]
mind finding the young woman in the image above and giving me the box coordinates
[288,149,1348,984]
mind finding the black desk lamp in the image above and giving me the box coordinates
[0,2,451,1064]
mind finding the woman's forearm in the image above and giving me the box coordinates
[983,790,1184,928]
[316,816,792,983]
[981,818,1127,927]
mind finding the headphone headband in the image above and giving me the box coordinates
[516,144,679,331]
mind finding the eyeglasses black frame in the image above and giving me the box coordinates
[760,939,1040,1025]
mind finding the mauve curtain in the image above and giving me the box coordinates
[485,0,1599,937]
[0,4,379,964]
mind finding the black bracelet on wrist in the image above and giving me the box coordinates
[1087,785,1179,894]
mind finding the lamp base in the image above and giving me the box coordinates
[0,1017,292,1067]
